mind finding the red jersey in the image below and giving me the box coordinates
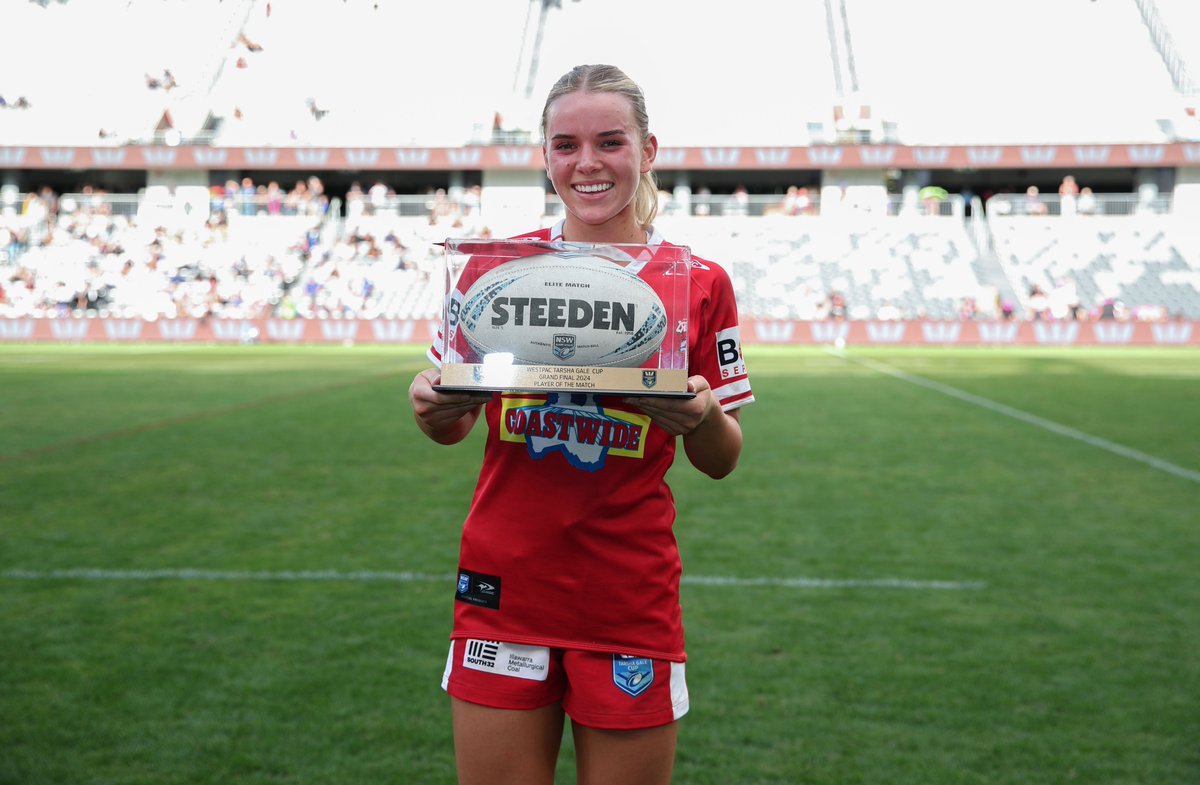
[428,222,754,661]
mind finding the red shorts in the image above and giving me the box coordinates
[441,638,689,730]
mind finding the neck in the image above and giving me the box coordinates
[562,217,646,246]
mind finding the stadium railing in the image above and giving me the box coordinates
[985,192,1173,217]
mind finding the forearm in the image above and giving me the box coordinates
[683,406,742,479]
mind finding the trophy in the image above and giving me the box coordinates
[433,239,692,397]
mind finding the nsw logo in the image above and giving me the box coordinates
[553,333,577,361]
[612,655,654,697]
[642,370,657,389]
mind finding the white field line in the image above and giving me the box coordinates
[840,352,1200,486]
[0,568,985,591]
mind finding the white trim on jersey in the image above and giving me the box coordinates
[714,378,754,404]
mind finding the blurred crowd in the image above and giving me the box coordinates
[0,184,1190,322]
[0,183,481,321]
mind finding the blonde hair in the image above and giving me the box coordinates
[541,64,658,231]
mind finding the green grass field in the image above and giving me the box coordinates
[2,343,1198,785]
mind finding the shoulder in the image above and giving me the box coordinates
[682,251,734,301]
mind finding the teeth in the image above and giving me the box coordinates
[575,183,612,193]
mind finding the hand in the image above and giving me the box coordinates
[624,375,719,437]
[408,368,491,443]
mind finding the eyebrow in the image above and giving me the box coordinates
[549,129,629,141]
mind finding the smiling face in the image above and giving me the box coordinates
[543,90,657,244]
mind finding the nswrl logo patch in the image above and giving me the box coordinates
[553,333,577,360]
[456,569,501,610]
[612,655,654,697]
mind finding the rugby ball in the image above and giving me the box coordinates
[457,253,667,367]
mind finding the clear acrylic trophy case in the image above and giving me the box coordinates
[434,238,692,397]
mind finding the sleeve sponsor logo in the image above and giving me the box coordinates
[715,326,746,380]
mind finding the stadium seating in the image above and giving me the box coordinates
[3,2,1199,325]
[989,202,1200,320]
[7,188,1197,322]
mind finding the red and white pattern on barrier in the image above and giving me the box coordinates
[0,318,1196,347]
[740,319,1199,346]
[0,318,442,345]
[2,143,1199,171]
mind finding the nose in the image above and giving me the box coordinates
[577,144,601,173]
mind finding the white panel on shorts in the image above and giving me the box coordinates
[441,641,455,691]
[670,661,689,720]
[461,639,551,682]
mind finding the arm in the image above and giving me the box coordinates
[625,375,743,479]
[408,368,490,445]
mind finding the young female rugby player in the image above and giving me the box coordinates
[409,63,753,785]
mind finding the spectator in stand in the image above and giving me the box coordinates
[266,181,283,215]
[240,177,256,216]
[827,290,848,320]
[779,186,812,216]
[346,182,366,220]
[1059,175,1079,216]
[368,181,390,216]
[1077,187,1097,216]
[1027,284,1049,320]
[958,296,977,320]
[284,180,307,215]
[1024,185,1047,216]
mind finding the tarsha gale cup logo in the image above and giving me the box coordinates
[613,655,654,697]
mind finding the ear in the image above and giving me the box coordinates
[641,133,658,174]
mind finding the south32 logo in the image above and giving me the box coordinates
[501,393,650,472]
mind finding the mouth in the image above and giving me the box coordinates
[573,182,613,194]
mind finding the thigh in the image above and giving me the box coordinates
[572,720,678,785]
[451,697,565,785]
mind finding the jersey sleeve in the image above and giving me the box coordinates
[690,260,754,411]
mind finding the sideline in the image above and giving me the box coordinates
[836,351,1200,485]
[0,568,986,591]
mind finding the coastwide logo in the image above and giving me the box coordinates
[501,394,650,471]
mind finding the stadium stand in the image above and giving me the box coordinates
[2,0,1199,338]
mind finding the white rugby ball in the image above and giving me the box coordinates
[457,253,667,367]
